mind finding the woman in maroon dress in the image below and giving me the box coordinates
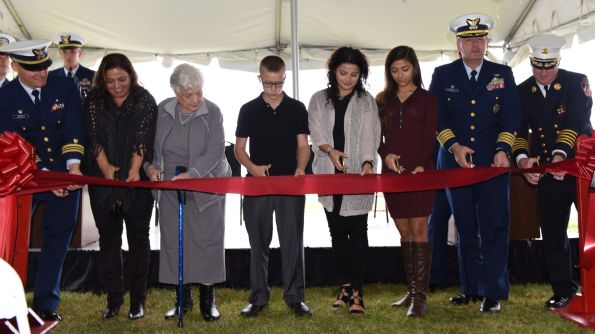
[376,46,438,317]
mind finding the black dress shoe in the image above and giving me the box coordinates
[546,295,573,309]
[102,305,121,319]
[291,302,313,317]
[37,310,62,321]
[128,303,144,320]
[240,303,266,317]
[480,298,501,313]
[449,294,481,305]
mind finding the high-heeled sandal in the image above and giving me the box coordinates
[349,289,366,314]
[333,285,352,308]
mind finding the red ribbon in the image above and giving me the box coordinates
[4,132,595,269]
[0,132,37,197]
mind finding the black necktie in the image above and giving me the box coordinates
[31,89,40,109]
[470,70,478,88]
[67,71,73,78]
[545,85,550,97]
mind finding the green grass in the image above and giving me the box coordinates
[36,284,591,334]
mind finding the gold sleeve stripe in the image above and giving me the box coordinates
[35,155,42,163]
[62,143,85,154]
[512,138,528,152]
[437,129,455,146]
[497,132,516,147]
[556,130,578,147]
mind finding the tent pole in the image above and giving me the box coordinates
[290,0,299,99]
[2,0,31,39]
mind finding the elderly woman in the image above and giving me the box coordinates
[146,63,230,322]
[308,47,381,314]
[83,53,157,320]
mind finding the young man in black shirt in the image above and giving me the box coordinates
[234,55,312,317]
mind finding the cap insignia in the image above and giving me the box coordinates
[466,18,480,30]
[32,48,46,59]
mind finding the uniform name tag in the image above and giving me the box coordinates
[12,114,29,120]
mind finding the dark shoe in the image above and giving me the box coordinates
[199,284,220,321]
[291,302,313,317]
[240,303,266,317]
[37,310,62,321]
[393,241,414,308]
[546,295,573,309]
[165,285,193,320]
[128,303,144,320]
[449,294,481,305]
[407,242,431,318]
[349,289,365,314]
[480,298,501,313]
[333,285,352,308]
[102,304,121,319]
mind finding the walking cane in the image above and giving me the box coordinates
[175,166,187,328]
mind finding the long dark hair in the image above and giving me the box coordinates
[376,46,422,134]
[325,46,369,106]
[90,53,142,103]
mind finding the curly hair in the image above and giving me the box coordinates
[325,46,369,106]
[376,46,422,134]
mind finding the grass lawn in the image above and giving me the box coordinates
[39,283,590,334]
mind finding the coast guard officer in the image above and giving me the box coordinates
[514,34,592,309]
[0,40,84,321]
[0,33,16,87]
[429,13,521,313]
[50,32,95,99]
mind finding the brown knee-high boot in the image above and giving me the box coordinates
[392,241,414,307]
[407,242,431,317]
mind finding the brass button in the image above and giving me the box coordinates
[470,112,476,117]
[543,149,548,153]
[554,124,558,128]
[57,120,62,124]
[540,134,544,138]
[49,158,54,162]
[470,137,475,142]
[541,143,546,147]
[47,148,52,152]
[41,125,46,130]
[546,157,551,162]
[44,137,49,142]
[495,96,499,100]
[471,100,476,105]
[470,125,475,130]
[556,131,560,134]
[447,97,451,101]
[538,127,543,132]
[21,126,26,131]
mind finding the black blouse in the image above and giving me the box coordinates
[83,88,157,180]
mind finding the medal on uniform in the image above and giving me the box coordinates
[553,83,561,91]
[556,105,567,116]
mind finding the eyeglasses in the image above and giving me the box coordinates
[261,80,285,88]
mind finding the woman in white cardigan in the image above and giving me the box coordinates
[308,46,381,314]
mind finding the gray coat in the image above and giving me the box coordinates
[146,97,230,284]
[308,89,381,216]
[148,97,231,212]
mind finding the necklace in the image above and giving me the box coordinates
[178,109,193,127]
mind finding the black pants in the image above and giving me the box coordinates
[538,174,578,297]
[89,186,153,307]
[324,208,369,293]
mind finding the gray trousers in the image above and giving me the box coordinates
[243,195,306,306]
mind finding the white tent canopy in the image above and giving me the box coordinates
[1,0,595,70]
